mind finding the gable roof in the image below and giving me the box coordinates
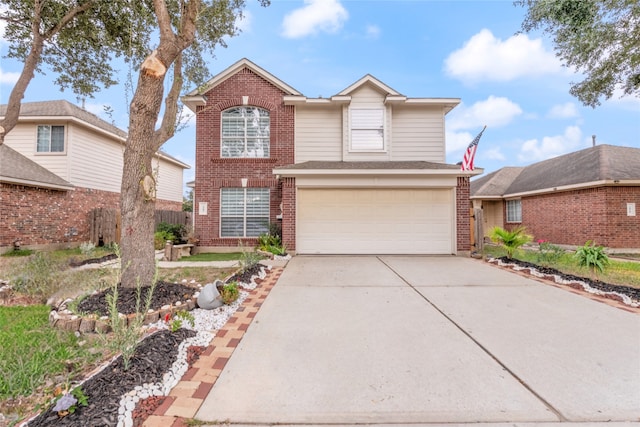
[184,58,302,99]
[471,144,640,198]
[0,144,74,190]
[337,74,403,97]
[0,100,127,140]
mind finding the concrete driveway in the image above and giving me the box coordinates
[197,256,640,426]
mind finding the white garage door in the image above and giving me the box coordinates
[297,188,453,254]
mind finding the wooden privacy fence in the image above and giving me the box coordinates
[89,208,192,245]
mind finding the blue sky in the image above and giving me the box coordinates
[1,0,639,190]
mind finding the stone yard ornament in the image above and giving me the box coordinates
[197,280,224,309]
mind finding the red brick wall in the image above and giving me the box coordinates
[193,67,295,247]
[0,183,181,250]
[456,177,471,252]
[514,186,640,248]
[281,177,296,252]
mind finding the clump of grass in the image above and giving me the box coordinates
[7,252,64,302]
[0,305,102,400]
[178,252,243,262]
[1,249,34,257]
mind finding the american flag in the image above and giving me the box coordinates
[461,126,486,171]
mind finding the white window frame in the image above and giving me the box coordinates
[506,199,522,223]
[220,188,270,237]
[220,107,270,158]
[350,108,385,152]
[36,125,66,154]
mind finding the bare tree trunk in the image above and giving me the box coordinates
[118,0,199,288]
[119,64,167,288]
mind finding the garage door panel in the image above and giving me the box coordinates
[297,188,453,254]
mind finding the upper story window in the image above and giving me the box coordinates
[350,108,384,151]
[37,125,65,153]
[506,199,522,223]
[221,107,270,158]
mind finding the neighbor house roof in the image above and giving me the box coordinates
[0,100,127,140]
[275,161,483,177]
[470,167,524,199]
[0,100,190,170]
[471,144,640,199]
[0,144,74,190]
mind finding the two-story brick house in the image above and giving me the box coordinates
[183,58,482,255]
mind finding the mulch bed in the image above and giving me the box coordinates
[69,254,118,268]
[496,256,640,302]
[26,329,196,427]
[76,281,199,317]
[226,264,262,285]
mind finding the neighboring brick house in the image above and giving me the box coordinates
[470,144,640,249]
[183,58,481,255]
[0,100,189,252]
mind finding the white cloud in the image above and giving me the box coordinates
[0,6,7,45]
[236,10,252,33]
[0,68,20,85]
[445,130,473,154]
[281,0,348,39]
[444,29,563,83]
[448,96,523,131]
[365,24,380,39]
[83,102,110,117]
[547,102,579,119]
[607,85,640,111]
[484,147,506,161]
[518,125,582,162]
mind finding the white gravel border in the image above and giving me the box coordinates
[115,265,271,427]
[488,257,639,308]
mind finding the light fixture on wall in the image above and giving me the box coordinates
[241,178,248,188]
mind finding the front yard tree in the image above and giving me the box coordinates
[120,0,268,288]
[516,0,640,107]
[1,0,268,288]
[0,0,151,144]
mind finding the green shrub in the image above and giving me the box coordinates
[156,222,187,243]
[574,240,609,277]
[257,232,286,255]
[489,226,532,259]
[154,230,175,250]
[220,282,239,304]
[536,241,565,265]
[239,241,262,272]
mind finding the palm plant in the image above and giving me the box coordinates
[574,240,609,279]
[489,226,533,259]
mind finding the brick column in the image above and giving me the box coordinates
[456,176,471,253]
[281,177,296,252]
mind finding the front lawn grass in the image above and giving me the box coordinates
[178,252,243,262]
[0,305,104,413]
[484,245,640,289]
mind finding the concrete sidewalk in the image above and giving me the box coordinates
[192,256,639,426]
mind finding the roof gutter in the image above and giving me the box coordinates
[273,167,484,177]
[1,176,75,191]
[503,179,640,198]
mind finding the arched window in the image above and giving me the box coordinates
[221,107,270,158]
